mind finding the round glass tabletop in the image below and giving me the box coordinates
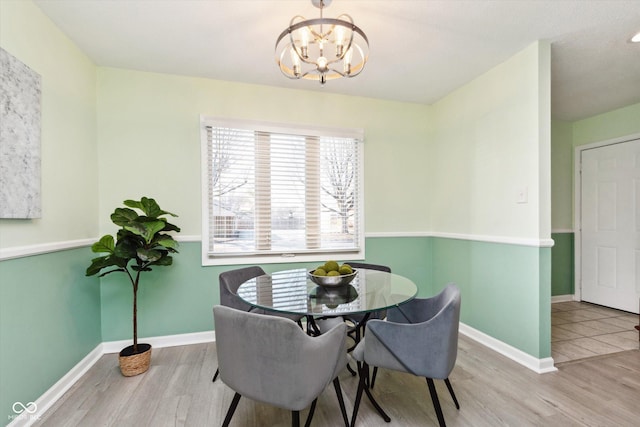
[237,268,418,317]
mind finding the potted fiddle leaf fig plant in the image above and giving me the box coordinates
[86,197,180,376]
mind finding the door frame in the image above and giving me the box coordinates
[573,132,640,303]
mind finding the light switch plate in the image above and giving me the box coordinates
[516,186,528,204]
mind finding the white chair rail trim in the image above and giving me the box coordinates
[0,235,201,261]
[0,238,96,261]
[1,232,552,261]
[365,231,555,248]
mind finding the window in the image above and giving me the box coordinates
[201,116,364,265]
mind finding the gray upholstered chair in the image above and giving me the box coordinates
[219,265,266,312]
[212,266,304,382]
[350,283,461,427]
[213,305,350,427]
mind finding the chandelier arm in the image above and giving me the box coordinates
[275,18,368,49]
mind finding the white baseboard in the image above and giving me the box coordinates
[101,330,216,354]
[551,294,575,303]
[9,331,216,427]
[459,322,557,374]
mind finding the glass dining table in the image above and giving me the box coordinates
[237,267,418,402]
[236,267,418,321]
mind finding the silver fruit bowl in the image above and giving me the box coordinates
[308,269,358,288]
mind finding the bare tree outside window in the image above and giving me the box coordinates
[321,139,356,234]
[210,127,248,198]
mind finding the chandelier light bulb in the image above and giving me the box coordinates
[290,48,301,76]
[335,26,345,56]
[300,28,310,58]
[317,56,328,71]
[343,47,352,74]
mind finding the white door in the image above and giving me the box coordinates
[581,139,640,314]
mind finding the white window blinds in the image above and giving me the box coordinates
[201,117,364,264]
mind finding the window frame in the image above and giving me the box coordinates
[200,115,365,266]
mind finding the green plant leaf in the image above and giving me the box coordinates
[111,208,139,226]
[123,199,144,210]
[151,255,173,267]
[114,236,139,259]
[124,197,178,218]
[137,248,162,262]
[125,220,165,243]
[86,254,126,276]
[155,235,179,250]
[91,235,115,254]
[162,221,181,233]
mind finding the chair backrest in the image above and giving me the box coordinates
[366,283,461,379]
[219,266,266,311]
[346,262,391,273]
[213,305,348,411]
[345,262,391,321]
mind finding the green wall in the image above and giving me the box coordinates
[0,249,101,424]
[548,102,640,297]
[100,238,433,341]
[573,102,640,147]
[551,232,574,296]
[551,119,574,230]
[428,41,552,357]
[431,238,551,357]
[0,1,100,423]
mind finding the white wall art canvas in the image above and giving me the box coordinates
[0,47,42,218]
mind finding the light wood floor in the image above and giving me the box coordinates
[36,334,640,427]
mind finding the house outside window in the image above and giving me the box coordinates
[201,116,364,266]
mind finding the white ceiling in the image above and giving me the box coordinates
[33,0,640,122]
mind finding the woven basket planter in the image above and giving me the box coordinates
[119,343,152,377]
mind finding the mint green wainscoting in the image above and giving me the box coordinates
[430,237,551,359]
[100,242,220,342]
[551,232,574,296]
[101,238,434,341]
[101,237,551,358]
[0,248,102,423]
[359,236,433,295]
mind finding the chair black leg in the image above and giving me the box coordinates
[358,363,391,423]
[444,378,460,410]
[350,364,366,427]
[306,316,321,336]
[212,367,219,382]
[370,366,379,388]
[333,377,350,427]
[346,362,357,376]
[292,410,300,427]
[222,392,242,427]
[303,399,317,427]
[426,378,446,427]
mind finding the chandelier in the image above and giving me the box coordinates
[275,0,369,84]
